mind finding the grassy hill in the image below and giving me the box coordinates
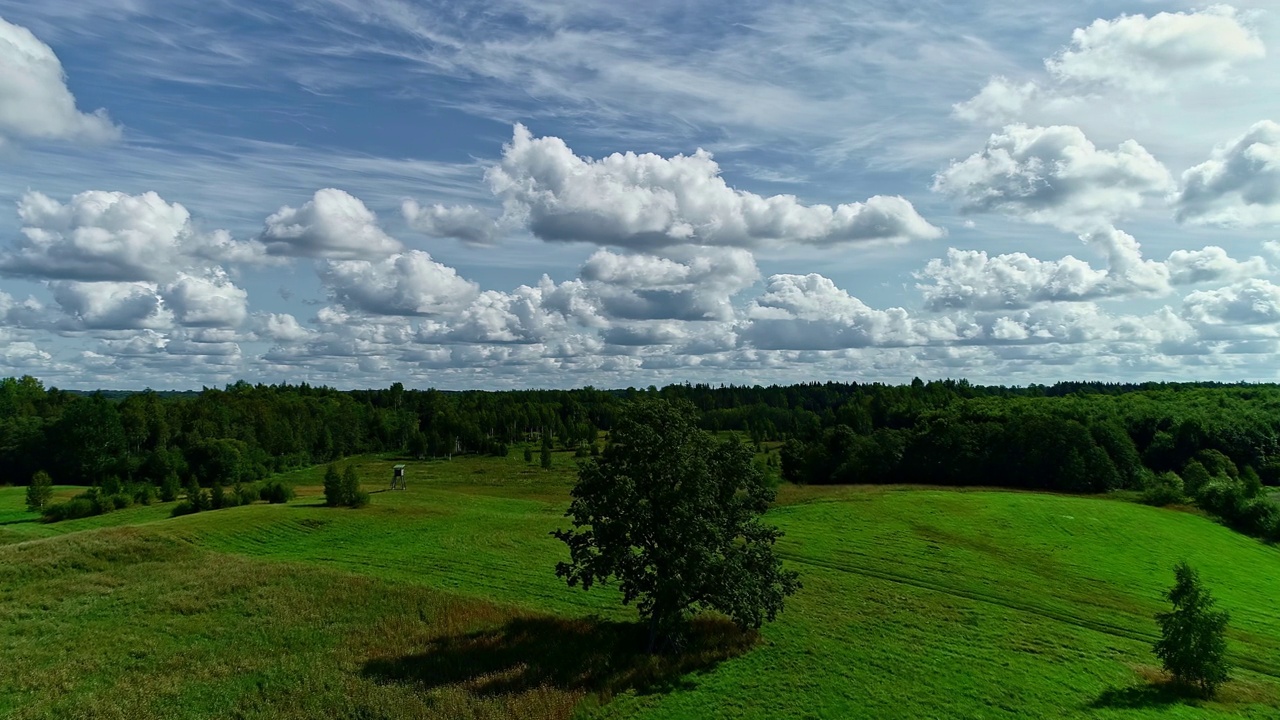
[2,453,1279,719]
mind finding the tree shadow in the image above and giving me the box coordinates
[1091,674,1201,711]
[362,615,756,701]
[0,517,38,526]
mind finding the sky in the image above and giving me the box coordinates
[0,1,1278,390]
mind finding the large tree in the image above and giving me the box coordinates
[1154,561,1231,696]
[554,398,800,652]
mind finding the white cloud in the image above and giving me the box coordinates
[934,124,1174,231]
[260,188,402,260]
[1165,246,1269,285]
[577,247,759,322]
[48,281,172,330]
[416,281,569,345]
[916,248,1107,310]
[251,312,314,343]
[318,250,480,316]
[0,16,120,146]
[952,77,1038,125]
[1183,279,1280,326]
[917,227,1267,311]
[0,190,262,282]
[401,201,501,245]
[484,124,943,249]
[740,273,956,350]
[1046,5,1265,94]
[160,268,248,328]
[1176,120,1280,226]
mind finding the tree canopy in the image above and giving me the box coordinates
[1154,561,1231,696]
[553,398,800,652]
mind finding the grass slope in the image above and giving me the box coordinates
[2,453,1279,719]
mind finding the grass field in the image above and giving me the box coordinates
[2,449,1279,719]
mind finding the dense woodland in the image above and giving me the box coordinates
[3,375,1280,538]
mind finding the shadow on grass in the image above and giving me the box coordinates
[0,517,38,526]
[362,615,755,700]
[1091,683,1189,710]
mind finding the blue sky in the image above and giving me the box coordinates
[0,0,1278,389]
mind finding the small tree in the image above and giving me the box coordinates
[342,464,368,508]
[523,446,534,463]
[323,464,343,507]
[1154,561,1230,696]
[540,443,552,470]
[26,471,54,511]
[554,398,800,653]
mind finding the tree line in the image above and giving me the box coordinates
[4,375,1280,539]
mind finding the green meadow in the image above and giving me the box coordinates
[3,450,1279,719]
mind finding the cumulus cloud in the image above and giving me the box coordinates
[740,273,956,350]
[401,201,501,245]
[160,268,248,328]
[1165,246,1269,285]
[251,313,314,343]
[318,250,480,316]
[934,124,1174,231]
[917,248,1107,310]
[416,280,572,345]
[917,227,1267,310]
[1176,120,1280,226]
[0,190,262,282]
[0,16,120,146]
[577,247,759,322]
[1183,279,1280,326]
[483,124,942,249]
[48,281,172,331]
[952,77,1038,125]
[260,188,402,260]
[1046,5,1265,94]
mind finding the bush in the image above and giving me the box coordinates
[108,493,132,510]
[160,473,181,502]
[41,498,97,523]
[170,501,197,517]
[26,470,53,512]
[131,482,156,506]
[210,482,226,510]
[233,482,259,506]
[524,446,534,463]
[1196,477,1246,519]
[1141,471,1185,507]
[1232,497,1279,537]
[350,490,370,508]
[261,481,294,504]
[323,464,343,507]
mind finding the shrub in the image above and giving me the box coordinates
[26,470,53,512]
[170,501,197,517]
[108,493,132,510]
[1233,497,1279,537]
[41,498,97,523]
[1141,471,1185,507]
[131,482,156,506]
[210,482,226,510]
[524,446,534,463]
[261,481,294,504]
[159,473,181,502]
[101,475,123,497]
[323,464,343,507]
[1196,477,1246,519]
[233,482,259,506]
[350,489,370,508]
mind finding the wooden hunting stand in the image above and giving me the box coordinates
[391,464,407,490]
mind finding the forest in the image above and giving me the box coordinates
[3,375,1279,540]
